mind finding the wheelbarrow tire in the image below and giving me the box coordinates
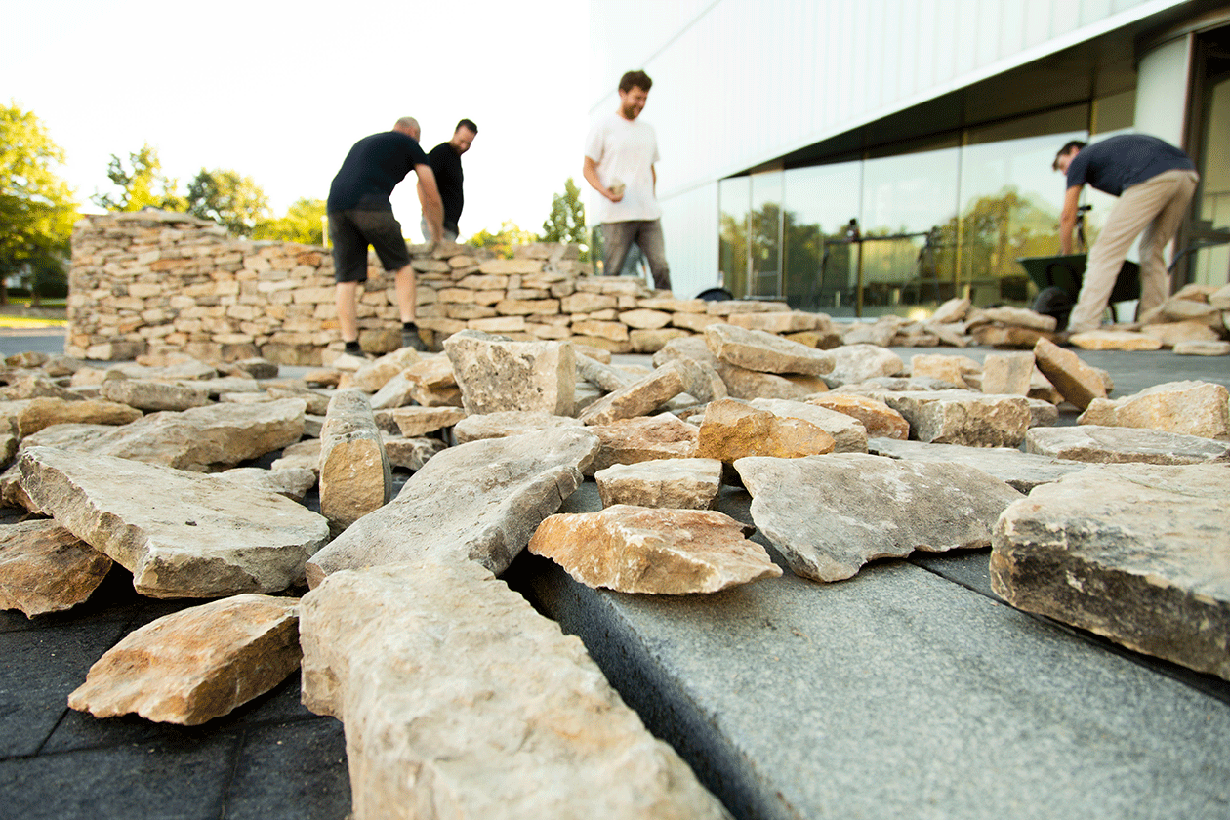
[1032,286,1074,331]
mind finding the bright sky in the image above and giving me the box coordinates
[2,0,592,242]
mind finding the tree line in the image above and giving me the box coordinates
[2,101,590,303]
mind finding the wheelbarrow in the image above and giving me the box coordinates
[1015,254,1141,330]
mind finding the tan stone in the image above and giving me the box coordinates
[697,398,836,462]
[705,323,834,375]
[100,378,211,411]
[349,348,423,391]
[530,505,779,593]
[910,354,977,388]
[1033,338,1107,410]
[444,330,576,417]
[68,594,301,724]
[750,398,868,453]
[578,362,689,426]
[383,406,467,437]
[454,411,585,445]
[589,414,699,474]
[973,306,1057,332]
[1174,340,1230,356]
[1078,381,1229,440]
[0,519,112,617]
[1069,330,1165,350]
[877,389,1031,448]
[972,325,1056,348]
[594,459,722,510]
[319,390,392,533]
[1139,320,1221,348]
[805,393,909,440]
[619,308,673,329]
[981,352,1035,396]
[828,345,906,384]
[0,397,144,438]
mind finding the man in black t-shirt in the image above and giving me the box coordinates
[418,119,477,242]
[1052,134,1199,333]
[327,116,445,354]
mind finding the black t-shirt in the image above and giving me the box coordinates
[1065,134,1194,197]
[327,131,429,212]
[428,142,464,232]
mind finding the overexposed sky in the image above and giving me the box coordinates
[2,0,592,241]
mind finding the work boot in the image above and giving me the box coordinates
[401,324,428,352]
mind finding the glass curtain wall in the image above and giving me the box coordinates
[1191,25,1230,287]
[718,176,750,298]
[749,171,784,299]
[783,161,862,310]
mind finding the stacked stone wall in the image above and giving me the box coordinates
[68,210,819,366]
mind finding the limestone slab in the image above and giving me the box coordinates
[877,389,1031,447]
[19,446,330,598]
[530,504,779,594]
[578,361,688,425]
[697,398,835,463]
[306,428,600,583]
[735,453,1022,582]
[0,397,144,438]
[1033,338,1106,410]
[589,414,699,474]
[981,351,1034,396]
[100,378,211,412]
[595,458,722,510]
[383,405,467,437]
[381,434,447,471]
[453,410,584,444]
[0,518,112,617]
[299,561,731,819]
[319,390,392,533]
[1027,425,1230,464]
[805,393,909,440]
[992,463,1230,679]
[68,593,301,724]
[868,437,1088,492]
[1078,380,1229,440]
[704,323,834,376]
[444,329,576,416]
[827,344,905,384]
[750,398,868,453]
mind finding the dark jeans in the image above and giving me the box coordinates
[600,220,672,291]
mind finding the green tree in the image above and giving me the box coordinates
[540,177,588,260]
[466,221,538,259]
[91,143,186,212]
[186,168,270,238]
[0,102,78,305]
[253,197,327,245]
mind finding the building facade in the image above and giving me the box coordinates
[585,0,1230,317]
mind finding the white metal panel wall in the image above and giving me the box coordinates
[658,182,721,300]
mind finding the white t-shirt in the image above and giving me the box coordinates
[584,112,662,224]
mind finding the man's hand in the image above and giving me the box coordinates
[415,164,446,243]
[583,156,624,202]
[1058,185,1082,255]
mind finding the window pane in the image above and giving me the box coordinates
[719,176,750,298]
[783,161,861,312]
[750,171,783,299]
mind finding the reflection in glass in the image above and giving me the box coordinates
[783,162,861,311]
[1193,65,1230,286]
[750,172,783,299]
[719,176,750,298]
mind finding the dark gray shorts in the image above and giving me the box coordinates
[328,209,411,283]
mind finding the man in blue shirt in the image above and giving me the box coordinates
[328,116,445,354]
[1052,134,1199,333]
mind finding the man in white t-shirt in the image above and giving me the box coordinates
[583,69,673,291]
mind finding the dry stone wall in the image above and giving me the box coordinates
[68,210,827,366]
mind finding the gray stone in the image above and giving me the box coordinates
[1033,338,1107,410]
[306,428,600,584]
[19,446,330,598]
[382,434,447,471]
[992,463,1230,680]
[0,518,112,616]
[704,323,835,375]
[735,453,1022,581]
[382,405,467,437]
[454,410,584,444]
[981,351,1034,396]
[579,361,688,426]
[530,504,779,594]
[444,329,576,416]
[841,318,900,347]
[576,352,638,392]
[868,437,1089,492]
[877,389,1031,447]
[1077,380,1229,440]
[750,398,868,453]
[595,458,723,510]
[318,390,392,533]
[299,561,731,820]
[68,594,301,724]
[1025,425,1230,465]
[216,466,317,502]
[827,344,905,384]
[100,378,211,412]
[589,414,699,474]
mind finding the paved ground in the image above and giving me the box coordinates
[1,329,1227,819]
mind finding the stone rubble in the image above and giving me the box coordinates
[594,458,723,510]
[0,518,113,616]
[1077,380,1229,440]
[318,390,392,534]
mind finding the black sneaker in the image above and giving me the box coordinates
[401,327,429,352]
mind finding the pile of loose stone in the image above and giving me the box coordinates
[0,323,1227,819]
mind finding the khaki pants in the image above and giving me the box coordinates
[1068,169,1200,333]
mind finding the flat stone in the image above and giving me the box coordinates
[1033,338,1107,410]
[704,323,835,376]
[981,351,1034,396]
[348,347,424,392]
[1069,330,1164,350]
[530,504,779,594]
[25,398,307,472]
[991,463,1230,679]
[306,428,599,583]
[319,390,392,534]
[868,437,1089,492]
[910,354,975,388]
[105,360,219,382]
[750,398,868,453]
[697,398,835,463]
[1027,397,1059,428]
[1025,425,1230,465]
[735,453,1022,582]
[453,410,584,445]
[841,318,899,347]
[19,446,330,598]
[826,344,905,385]
[1174,340,1230,356]
[874,389,1031,447]
[0,519,112,617]
[576,352,637,392]
[594,458,722,510]
[1141,319,1222,348]
[100,378,211,412]
[973,306,1057,332]
[589,413,699,475]
[579,361,688,426]
[444,329,576,416]
[0,373,79,401]
[271,438,322,474]
[382,434,447,471]
[299,561,730,819]
[68,594,301,724]
[0,397,143,438]
[806,393,909,440]
[1078,380,1229,440]
[715,361,824,400]
[971,325,1055,348]
[264,385,331,415]
[930,297,971,324]
[216,466,317,502]
[382,405,467,437]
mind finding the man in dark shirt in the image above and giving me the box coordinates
[327,116,445,354]
[1053,134,1199,333]
[418,119,477,242]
